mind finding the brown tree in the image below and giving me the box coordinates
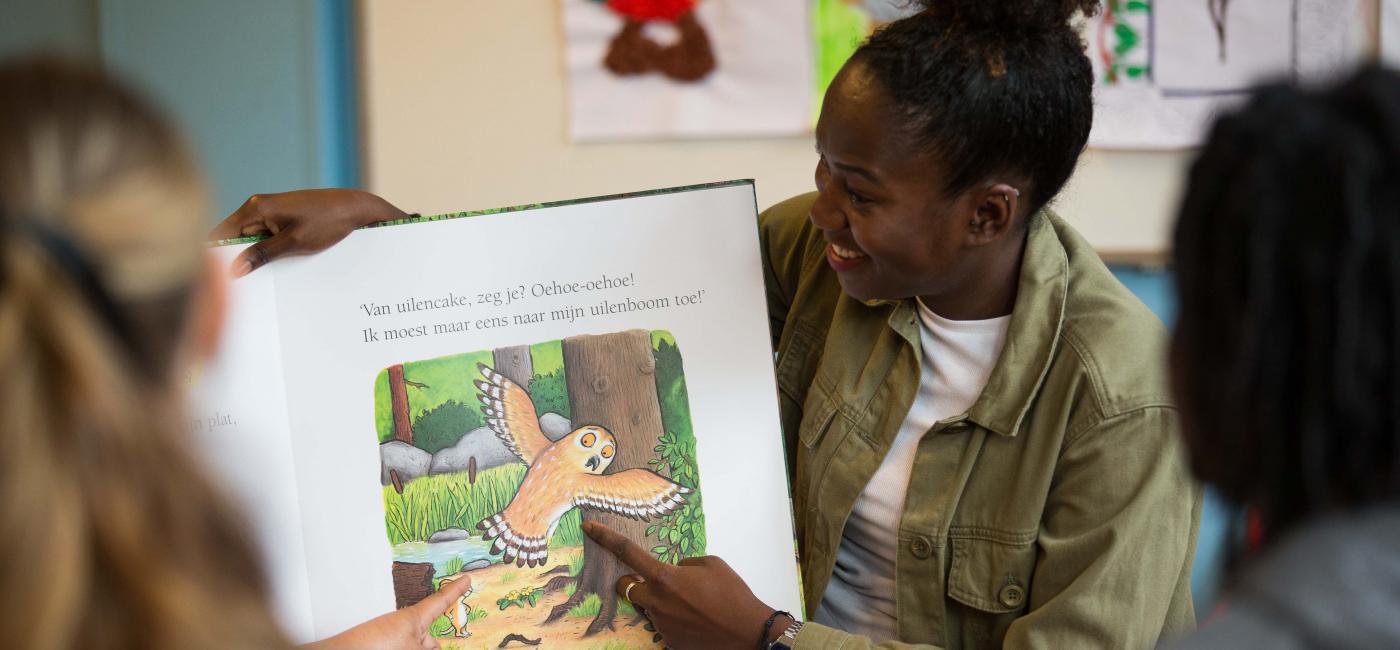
[492,344,534,388]
[543,330,663,635]
[387,363,429,444]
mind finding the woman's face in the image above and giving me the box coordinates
[810,61,978,304]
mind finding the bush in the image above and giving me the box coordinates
[412,399,482,454]
[528,370,570,419]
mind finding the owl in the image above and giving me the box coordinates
[473,363,692,567]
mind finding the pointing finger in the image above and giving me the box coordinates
[583,521,667,579]
[410,574,473,628]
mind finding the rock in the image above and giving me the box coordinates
[427,413,573,477]
[429,426,517,475]
[428,528,472,543]
[539,412,572,439]
[380,440,432,486]
[463,558,492,571]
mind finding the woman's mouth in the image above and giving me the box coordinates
[826,242,869,270]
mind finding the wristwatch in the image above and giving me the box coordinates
[768,620,804,650]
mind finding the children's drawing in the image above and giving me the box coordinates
[1153,0,1294,94]
[1088,0,1368,148]
[811,0,919,117]
[561,0,812,141]
[1092,0,1153,87]
[591,0,716,82]
[373,330,705,647]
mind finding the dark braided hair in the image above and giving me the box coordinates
[1172,66,1400,542]
[853,0,1100,214]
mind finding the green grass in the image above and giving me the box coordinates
[497,570,518,584]
[442,556,466,576]
[383,464,588,547]
[567,593,635,618]
[428,609,488,638]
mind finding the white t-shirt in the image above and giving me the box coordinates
[813,300,1011,642]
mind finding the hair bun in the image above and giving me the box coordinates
[916,0,1100,31]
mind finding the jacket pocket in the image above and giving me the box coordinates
[946,531,1038,615]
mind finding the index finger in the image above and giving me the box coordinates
[583,521,667,579]
[409,575,474,627]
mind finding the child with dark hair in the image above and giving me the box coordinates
[219,1,1202,648]
[1168,66,1400,648]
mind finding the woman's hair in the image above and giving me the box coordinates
[0,57,290,649]
[1172,66,1400,542]
[853,0,1100,214]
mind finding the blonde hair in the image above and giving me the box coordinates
[0,57,290,649]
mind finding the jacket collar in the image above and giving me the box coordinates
[877,211,1069,437]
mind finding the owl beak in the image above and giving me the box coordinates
[586,455,600,471]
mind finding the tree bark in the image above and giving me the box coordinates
[544,330,663,636]
[392,561,436,609]
[493,345,534,388]
[388,363,413,444]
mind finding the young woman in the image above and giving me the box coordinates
[1168,66,1400,648]
[0,58,468,650]
[218,2,1201,647]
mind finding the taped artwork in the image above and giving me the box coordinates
[375,331,703,647]
[1088,0,1370,149]
[562,0,813,140]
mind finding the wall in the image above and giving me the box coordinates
[360,0,1193,256]
[0,0,359,221]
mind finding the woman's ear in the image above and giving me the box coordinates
[964,183,1021,246]
[187,250,228,364]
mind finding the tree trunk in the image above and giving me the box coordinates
[493,345,534,388]
[544,330,663,636]
[392,561,436,609]
[388,363,413,444]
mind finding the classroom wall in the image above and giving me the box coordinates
[0,0,359,220]
[359,0,1194,256]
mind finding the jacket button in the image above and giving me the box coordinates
[909,536,933,559]
[998,583,1025,609]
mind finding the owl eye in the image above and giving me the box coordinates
[600,444,614,459]
[580,431,597,447]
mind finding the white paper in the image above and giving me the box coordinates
[1088,0,1369,149]
[196,183,803,643]
[563,0,814,141]
[188,246,316,642]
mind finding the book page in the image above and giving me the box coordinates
[188,245,316,642]
[265,182,802,644]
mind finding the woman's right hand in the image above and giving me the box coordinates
[209,189,410,277]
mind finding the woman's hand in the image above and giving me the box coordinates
[584,520,786,650]
[209,189,409,277]
[303,574,473,650]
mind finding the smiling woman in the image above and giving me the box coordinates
[211,1,1200,648]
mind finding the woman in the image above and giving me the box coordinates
[1168,66,1400,648]
[0,58,468,649]
[218,2,1201,647]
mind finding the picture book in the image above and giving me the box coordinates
[186,181,802,648]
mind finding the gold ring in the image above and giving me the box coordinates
[623,576,644,602]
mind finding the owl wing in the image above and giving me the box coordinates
[474,363,551,465]
[476,467,568,568]
[574,469,692,521]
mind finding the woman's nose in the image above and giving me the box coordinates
[810,164,845,231]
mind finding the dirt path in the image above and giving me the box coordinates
[435,546,655,649]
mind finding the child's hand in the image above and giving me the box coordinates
[303,575,473,650]
[210,189,410,277]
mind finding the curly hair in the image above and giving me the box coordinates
[1172,66,1400,541]
[852,0,1101,213]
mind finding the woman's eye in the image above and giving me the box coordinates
[847,189,872,205]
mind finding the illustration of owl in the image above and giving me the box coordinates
[473,363,692,567]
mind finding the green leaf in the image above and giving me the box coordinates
[1126,65,1149,78]
[1113,23,1139,56]
[526,593,539,607]
[651,545,669,554]
[646,525,658,536]
[1126,0,1150,11]
[681,537,691,554]
[497,599,510,610]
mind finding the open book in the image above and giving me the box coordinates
[187,181,802,647]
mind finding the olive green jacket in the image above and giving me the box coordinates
[762,194,1201,649]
